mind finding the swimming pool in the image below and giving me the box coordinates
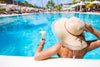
[0,13,100,59]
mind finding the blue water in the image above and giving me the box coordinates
[0,13,100,59]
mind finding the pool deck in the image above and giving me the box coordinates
[0,12,100,18]
[0,13,34,17]
[0,56,100,67]
[0,12,100,67]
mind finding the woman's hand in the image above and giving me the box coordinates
[40,39,45,45]
[84,23,94,33]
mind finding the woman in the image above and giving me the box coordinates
[34,17,100,61]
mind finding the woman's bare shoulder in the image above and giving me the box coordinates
[54,43,62,47]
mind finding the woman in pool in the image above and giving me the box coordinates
[34,17,100,61]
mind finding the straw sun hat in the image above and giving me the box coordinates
[51,17,87,50]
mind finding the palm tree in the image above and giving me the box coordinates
[42,0,43,8]
[91,0,95,2]
[81,0,99,2]
[46,0,55,10]
[18,1,22,6]
[33,5,38,8]
[24,1,28,6]
[72,0,76,4]
[29,4,33,7]
[0,1,6,3]
[58,4,63,11]
[81,0,85,2]
[54,6,59,10]
[2,0,13,4]
[18,0,23,12]
[39,7,41,9]
[61,3,63,6]
[46,1,51,8]
[51,0,55,7]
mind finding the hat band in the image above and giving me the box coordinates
[64,22,77,36]
[64,22,83,48]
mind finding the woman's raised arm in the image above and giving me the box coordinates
[34,39,61,61]
[84,23,100,52]
[84,23,100,39]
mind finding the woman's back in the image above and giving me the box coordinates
[58,43,87,58]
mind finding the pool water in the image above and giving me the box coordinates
[0,13,100,59]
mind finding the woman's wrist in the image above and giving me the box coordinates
[40,43,44,45]
[39,39,45,46]
[39,43,44,46]
[91,28,100,39]
[90,28,94,33]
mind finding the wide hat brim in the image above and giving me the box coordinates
[52,17,87,50]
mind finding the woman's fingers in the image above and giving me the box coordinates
[84,23,93,32]
[83,29,88,32]
[84,23,90,32]
[40,39,45,45]
[86,24,93,32]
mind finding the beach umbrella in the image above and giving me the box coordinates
[84,1,92,11]
[0,4,6,9]
[91,1,100,9]
[10,5,16,11]
[22,7,27,12]
[12,5,16,9]
[64,8,71,10]
[6,4,16,11]
[15,5,20,10]
[70,4,77,8]
[73,3,79,11]
[54,9,57,10]
[86,4,93,8]
[0,4,3,7]
[2,4,6,9]
[26,7,33,11]
[62,8,71,12]
[91,1,100,4]
[76,2,85,11]
[85,1,92,4]
[76,2,85,6]
[47,9,51,12]
[35,8,38,11]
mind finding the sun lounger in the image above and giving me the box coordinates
[18,11,22,14]
[13,11,22,14]
[6,11,12,14]
[0,11,7,15]
[95,9,100,12]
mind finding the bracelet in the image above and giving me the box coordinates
[38,43,43,46]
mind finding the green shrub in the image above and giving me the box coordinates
[0,1,6,4]
[0,9,6,11]
[16,10,21,12]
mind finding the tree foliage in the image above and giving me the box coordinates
[0,1,5,4]
[43,8,46,10]
[72,0,76,4]
[24,1,28,6]
[86,3,93,8]
[81,0,85,2]
[29,4,33,7]
[33,5,38,8]
[46,0,63,11]
[54,3,63,11]
[18,1,22,5]
[80,0,99,2]
[46,0,55,9]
